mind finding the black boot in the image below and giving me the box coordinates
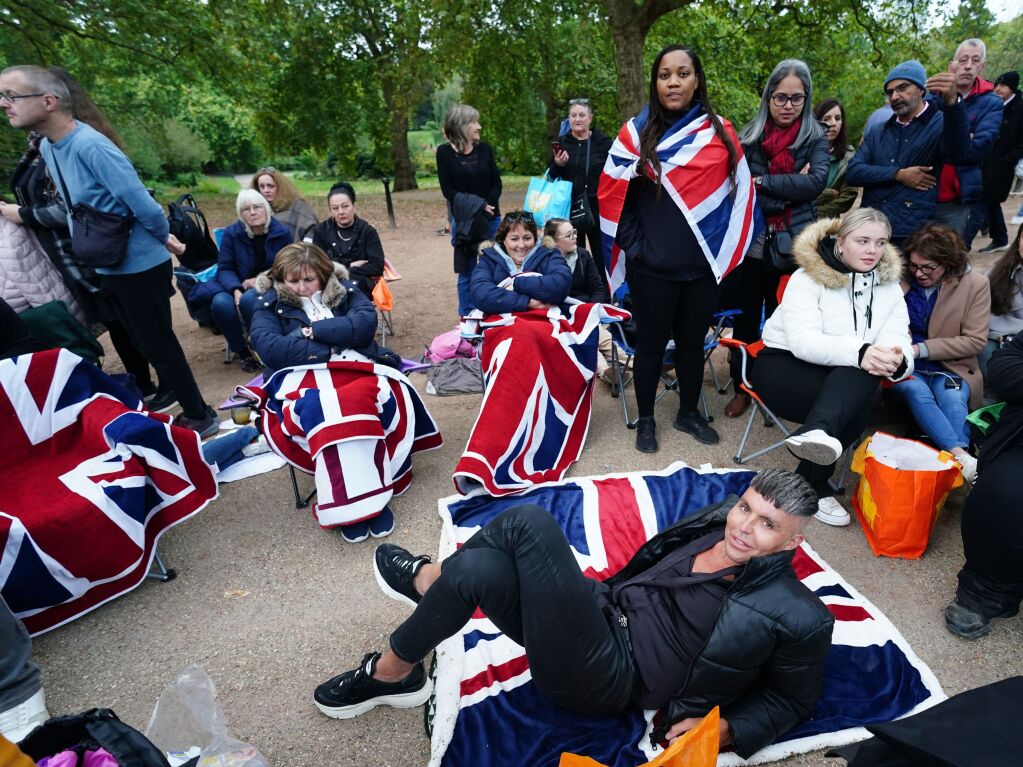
[635,416,658,453]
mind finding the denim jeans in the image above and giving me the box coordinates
[211,288,259,353]
[389,505,637,716]
[933,202,970,237]
[201,425,258,472]
[889,370,971,451]
[0,596,40,711]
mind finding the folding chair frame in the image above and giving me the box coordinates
[289,464,317,509]
[146,549,177,582]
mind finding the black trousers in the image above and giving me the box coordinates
[627,270,720,418]
[751,348,880,496]
[576,219,602,261]
[726,257,780,381]
[100,260,206,418]
[956,442,1023,617]
[105,318,155,395]
[389,505,637,716]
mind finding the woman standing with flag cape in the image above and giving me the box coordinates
[597,45,762,454]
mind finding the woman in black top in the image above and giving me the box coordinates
[437,104,502,316]
[548,98,613,256]
[306,182,385,299]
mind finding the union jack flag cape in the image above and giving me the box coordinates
[597,106,764,299]
[429,463,945,767]
[453,303,630,497]
[0,350,218,635]
[238,359,442,527]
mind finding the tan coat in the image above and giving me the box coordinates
[902,269,991,410]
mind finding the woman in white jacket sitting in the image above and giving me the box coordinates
[751,208,913,526]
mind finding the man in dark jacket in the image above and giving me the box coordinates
[312,468,834,759]
[846,60,977,245]
[968,72,1023,253]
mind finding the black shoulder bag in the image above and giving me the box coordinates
[569,138,596,230]
[49,153,135,268]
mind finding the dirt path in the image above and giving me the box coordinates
[31,189,1023,767]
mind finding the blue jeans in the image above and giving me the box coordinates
[890,371,971,451]
[211,288,259,353]
[201,425,258,471]
[933,202,970,237]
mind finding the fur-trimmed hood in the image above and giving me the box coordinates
[793,217,903,290]
[255,262,352,308]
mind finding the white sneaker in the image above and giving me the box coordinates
[955,453,978,484]
[241,435,271,457]
[1011,215,1023,226]
[0,688,48,743]
[785,429,843,465]
[815,496,851,527]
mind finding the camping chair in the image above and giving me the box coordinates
[722,336,853,494]
[374,258,402,345]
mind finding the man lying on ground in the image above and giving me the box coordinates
[312,468,835,758]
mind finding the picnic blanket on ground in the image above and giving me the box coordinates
[453,303,629,496]
[0,349,218,635]
[429,463,945,767]
[238,359,442,527]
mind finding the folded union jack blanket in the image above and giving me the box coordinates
[453,303,629,497]
[239,359,442,527]
[429,463,945,767]
[0,350,218,635]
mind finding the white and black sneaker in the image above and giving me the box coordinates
[313,652,432,719]
[785,429,843,465]
[374,543,431,607]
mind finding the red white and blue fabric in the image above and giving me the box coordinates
[238,359,442,527]
[0,349,218,635]
[597,106,764,299]
[429,463,945,767]
[453,302,630,497]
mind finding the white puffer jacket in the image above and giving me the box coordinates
[0,216,83,320]
[761,217,914,381]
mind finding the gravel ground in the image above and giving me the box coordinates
[30,189,1023,766]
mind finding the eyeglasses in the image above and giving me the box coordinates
[0,92,48,104]
[255,166,277,175]
[569,98,590,106]
[241,205,265,213]
[504,211,535,225]
[770,93,806,107]
[908,262,940,275]
[884,82,916,99]
[558,229,578,238]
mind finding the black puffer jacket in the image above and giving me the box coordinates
[547,128,614,212]
[979,333,1023,469]
[743,129,829,238]
[606,496,834,759]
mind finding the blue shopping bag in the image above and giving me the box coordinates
[523,172,572,228]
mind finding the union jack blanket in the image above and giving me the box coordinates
[429,463,945,767]
[597,106,763,298]
[238,359,442,527]
[453,303,630,496]
[0,350,218,635]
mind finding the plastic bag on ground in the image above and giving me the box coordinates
[144,666,267,767]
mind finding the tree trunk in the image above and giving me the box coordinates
[379,71,419,192]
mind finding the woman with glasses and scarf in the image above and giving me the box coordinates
[889,224,990,483]
[724,59,830,420]
[252,167,318,242]
[548,98,613,256]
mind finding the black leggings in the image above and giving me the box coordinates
[726,257,780,381]
[627,271,720,418]
[389,505,636,716]
[750,348,880,496]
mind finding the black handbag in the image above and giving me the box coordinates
[764,228,796,274]
[569,138,596,230]
[50,154,134,268]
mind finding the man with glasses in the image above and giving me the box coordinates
[0,65,217,436]
[847,59,980,247]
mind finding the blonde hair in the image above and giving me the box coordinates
[443,104,481,152]
[251,167,305,212]
[271,242,334,287]
[836,207,891,241]
[235,189,273,236]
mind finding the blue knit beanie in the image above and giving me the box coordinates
[885,60,927,90]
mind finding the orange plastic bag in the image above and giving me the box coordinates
[851,431,964,559]
[559,707,719,767]
[372,277,394,312]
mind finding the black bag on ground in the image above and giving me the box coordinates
[50,156,134,269]
[167,194,218,272]
[18,708,173,767]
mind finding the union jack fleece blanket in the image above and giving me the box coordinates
[429,463,945,767]
[238,359,442,527]
[453,303,629,497]
[0,350,218,635]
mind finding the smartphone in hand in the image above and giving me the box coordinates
[551,142,564,155]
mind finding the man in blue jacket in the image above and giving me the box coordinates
[0,65,216,436]
[846,60,984,246]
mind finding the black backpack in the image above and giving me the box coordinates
[167,194,218,272]
[18,708,178,767]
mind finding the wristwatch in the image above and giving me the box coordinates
[753,176,763,188]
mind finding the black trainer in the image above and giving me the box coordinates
[374,543,431,607]
[635,416,658,453]
[673,409,719,445]
[146,389,179,414]
[313,652,432,719]
[944,599,1018,640]
[173,405,219,439]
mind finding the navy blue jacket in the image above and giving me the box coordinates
[846,95,974,237]
[216,218,292,294]
[249,264,379,378]
[946,82,1003,205]
[470,244,572,313]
